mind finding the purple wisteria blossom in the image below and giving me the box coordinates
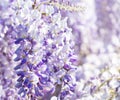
[0,0,120,100]
[0,0,78,99]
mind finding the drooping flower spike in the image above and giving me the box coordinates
[0,0,120,100]
[13,0,78,99]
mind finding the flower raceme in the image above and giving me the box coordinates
[13,0,77,99]
[1,0,120,100]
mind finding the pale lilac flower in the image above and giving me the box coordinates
[0,0,120,100]
[12,0,77,99]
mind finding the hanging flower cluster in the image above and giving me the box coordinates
[0,0,78,99]
[13,0,78,99]
[0,0,120,100]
